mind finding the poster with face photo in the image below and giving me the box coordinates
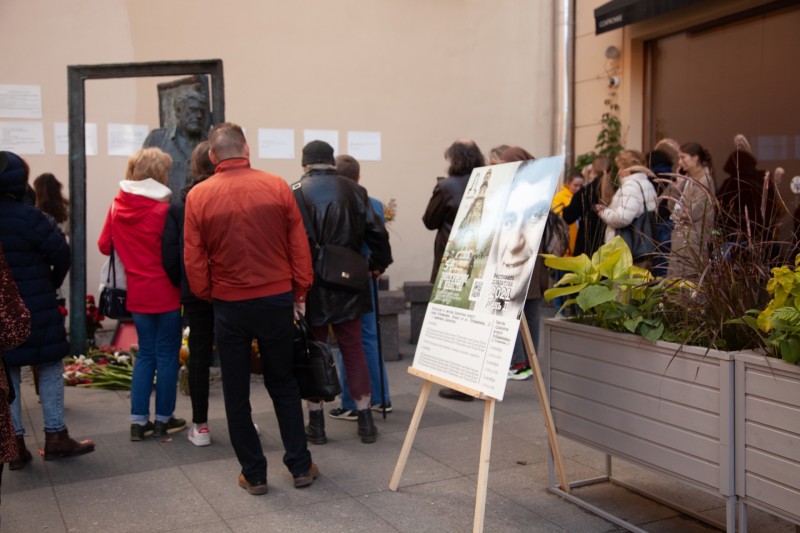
[415,155,564,400]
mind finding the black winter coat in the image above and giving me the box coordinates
[161,198,199,304]
[562,179,606,258]
[0,186,70,367]
[422,174,469,282]
[295,169,392,327]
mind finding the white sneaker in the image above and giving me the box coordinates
[188,424,211,446]
[254,423,262,436]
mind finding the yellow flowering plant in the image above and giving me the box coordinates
[734,254,800,363]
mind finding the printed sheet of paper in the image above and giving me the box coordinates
[258,128,295,159]
[107,123,149,156]
[0,85,42,119]
[54,122,98,156]
[0,121,45,155]
[412,156,565,400]
[303,129,338,155]
[347,131,381,161]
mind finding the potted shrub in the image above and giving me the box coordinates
[541,230,800,531]
[541,237,738,530]
[731,257,800,529]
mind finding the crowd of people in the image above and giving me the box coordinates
[423,134,790,386]
[0,129,791,501]
[0,129,393,499]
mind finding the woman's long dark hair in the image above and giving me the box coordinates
[33,173,69,224]
[445,140,485,177]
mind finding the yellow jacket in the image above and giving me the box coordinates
[551,186,578,255]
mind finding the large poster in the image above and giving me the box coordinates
[412,156,564,400]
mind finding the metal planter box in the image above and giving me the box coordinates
[543,318,736,531]
[735,352,800,530]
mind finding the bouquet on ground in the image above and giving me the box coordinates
[63,347,133,390]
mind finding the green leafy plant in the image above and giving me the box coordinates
[543,236,671,342]
[734,255,800,364]
[572,112,624,174]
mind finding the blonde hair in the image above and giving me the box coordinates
[125,147,172,185]
[615,149,645,170]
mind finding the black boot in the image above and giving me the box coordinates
[9,435,32,470]
[305,410,327,445]
[43,428,95,461]
[357,409,377,444]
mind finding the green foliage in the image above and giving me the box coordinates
[595,113,623,160]
[734,255,800,364]
[543,236,670,342]
[572,113,624,174]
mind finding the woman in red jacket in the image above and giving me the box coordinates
[98,148,184,441]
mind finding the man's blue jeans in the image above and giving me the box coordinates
[9,360,66,435]
[130,310,183,423]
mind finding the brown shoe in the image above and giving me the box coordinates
[9,435,32,470]
[293,463,319,488]
[43,429,95,461]
[238,473,268,495]
[438,387,474,401]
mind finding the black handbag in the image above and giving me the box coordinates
[618,181,656,262]
[292,316,342,402]
[98,244,131,319]
[292,183,369,292]
[313,244,369,291]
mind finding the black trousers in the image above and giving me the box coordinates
[213,292,311,484]
[184,300,214,424]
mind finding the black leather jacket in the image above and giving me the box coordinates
[295,168,392,327]
[422,174,469,282]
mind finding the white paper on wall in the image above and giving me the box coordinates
[346,131,381,161]
[0,121,45,155]
[258,128,295,159]
[0,85,42,119]
[107,124,149,156]
[54,122,98,156]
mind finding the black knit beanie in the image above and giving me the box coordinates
[302,140,335,166]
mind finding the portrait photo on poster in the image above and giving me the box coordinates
[473,157,564,319]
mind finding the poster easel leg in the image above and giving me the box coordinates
[520,314,570,493]
[473,397,495,533]
[389,379,432,491]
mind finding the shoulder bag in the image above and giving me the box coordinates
[291,182,369,292]
[292,315,342,402]
[98,243,131,319]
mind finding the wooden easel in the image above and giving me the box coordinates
[389,312,570,532]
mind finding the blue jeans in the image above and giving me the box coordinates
[511,298,542,367]
[130,310,183,423]
[213,293,311,483]
[9,360,66,434]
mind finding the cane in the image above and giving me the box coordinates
[372,274,388,419]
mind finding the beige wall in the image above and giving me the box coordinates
[1,0,553,295]
[573,0,777,157]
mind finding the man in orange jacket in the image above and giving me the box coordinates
[184,123,317,495]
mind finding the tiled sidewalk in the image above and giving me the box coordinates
[1,312,793,532]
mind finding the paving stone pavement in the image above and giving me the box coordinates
[1,310,794,532]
